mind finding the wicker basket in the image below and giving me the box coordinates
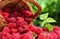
[0,0,42,30]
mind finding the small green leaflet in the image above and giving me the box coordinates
[45,17,56,23]
[39,13,49,20]
[41,21,46,27]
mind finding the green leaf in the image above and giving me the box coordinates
[34,20,41,26]
[45,18,56,23]
[45,24,54,32]
[41,21,46,27]
[39,13,49,20]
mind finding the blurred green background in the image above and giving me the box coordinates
[30,0,60,27]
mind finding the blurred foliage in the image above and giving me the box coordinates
[34,13,56,27]
[30,0,60,26]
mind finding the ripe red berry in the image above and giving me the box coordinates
[35,27,43,35]
[4,8,11,12]
[53,26,60,31]
[46,33,53,39]
[2,12,9,20]
[2,12,9,17]
[38,32,47,39]
[50,32,58,39]
[3,27,10,33]
[11,33,21,39]
[8,17,16,23]
[22,32,33,39]
[16,17,24,22]
[24,10,33,17]
[17,27,23,33]
[22,22,28,28]
[28,24,36,32]
[8,23,17,28]
[43,28,48,31]
[25,18,32,23]
[54,31,60,39]
[14,12,21,17]
[11,28,17,33]
[2,33,11,39]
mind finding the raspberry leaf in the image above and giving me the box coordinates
[39,13,49,20]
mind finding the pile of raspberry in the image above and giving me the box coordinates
[0,7,60,39]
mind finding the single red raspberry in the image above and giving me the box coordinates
[11,33,21,39]
[25,18,32,23]
[17,27,23,33]
[43,28,48,31]
[28,31,33,37]
[53,26,60,31]
[8,23,17,28]
[2,33,11,39]
[14,12,21,17]
[2,12,9,20]
[54,31,60,39]
[11,28,17,33]
[16,17,24,22]
[2,12,9,17]
[50,32,58,39]
[46,33,53,39]
[22,22,28,28]
[4,8,11,12]
[23,10,33,17]
[3,27,10,33]
[8,17,16,23]
[38,32,47,39]
[28,24,36,32]
[22,32,33,39]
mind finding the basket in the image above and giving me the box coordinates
[0,0,42,30]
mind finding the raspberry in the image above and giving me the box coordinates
[16,21,23,26]
[46,33,53,39]
[11,28,17,33]
[16,20,25,27]
[23,10,33,17]
[43,28,48,31]
[38,32,47,39]
[54,31,60,39]
[2,33,11,39]
[8,17,16,23]
[11,33,21,39]
[14,12,21,17]
[2,12,9,17]
[53,26,60,31]
[50,32,58,39]
[28,31,33,37]
[22,32,33,39]
[3,27,10,33]
[16,17,24,22]
[8,23,17,28]
[2,12,9,20]
[23,28,29,33]
[4,8,11,12]
[0,32,2,38]
[17,27,23,33]
[10,13,15,17]
[22,22,28,28]
[28,24,36,32]
[25,18,32,23]
[35,27,43,35]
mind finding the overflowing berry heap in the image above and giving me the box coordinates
[0,7,60,39]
